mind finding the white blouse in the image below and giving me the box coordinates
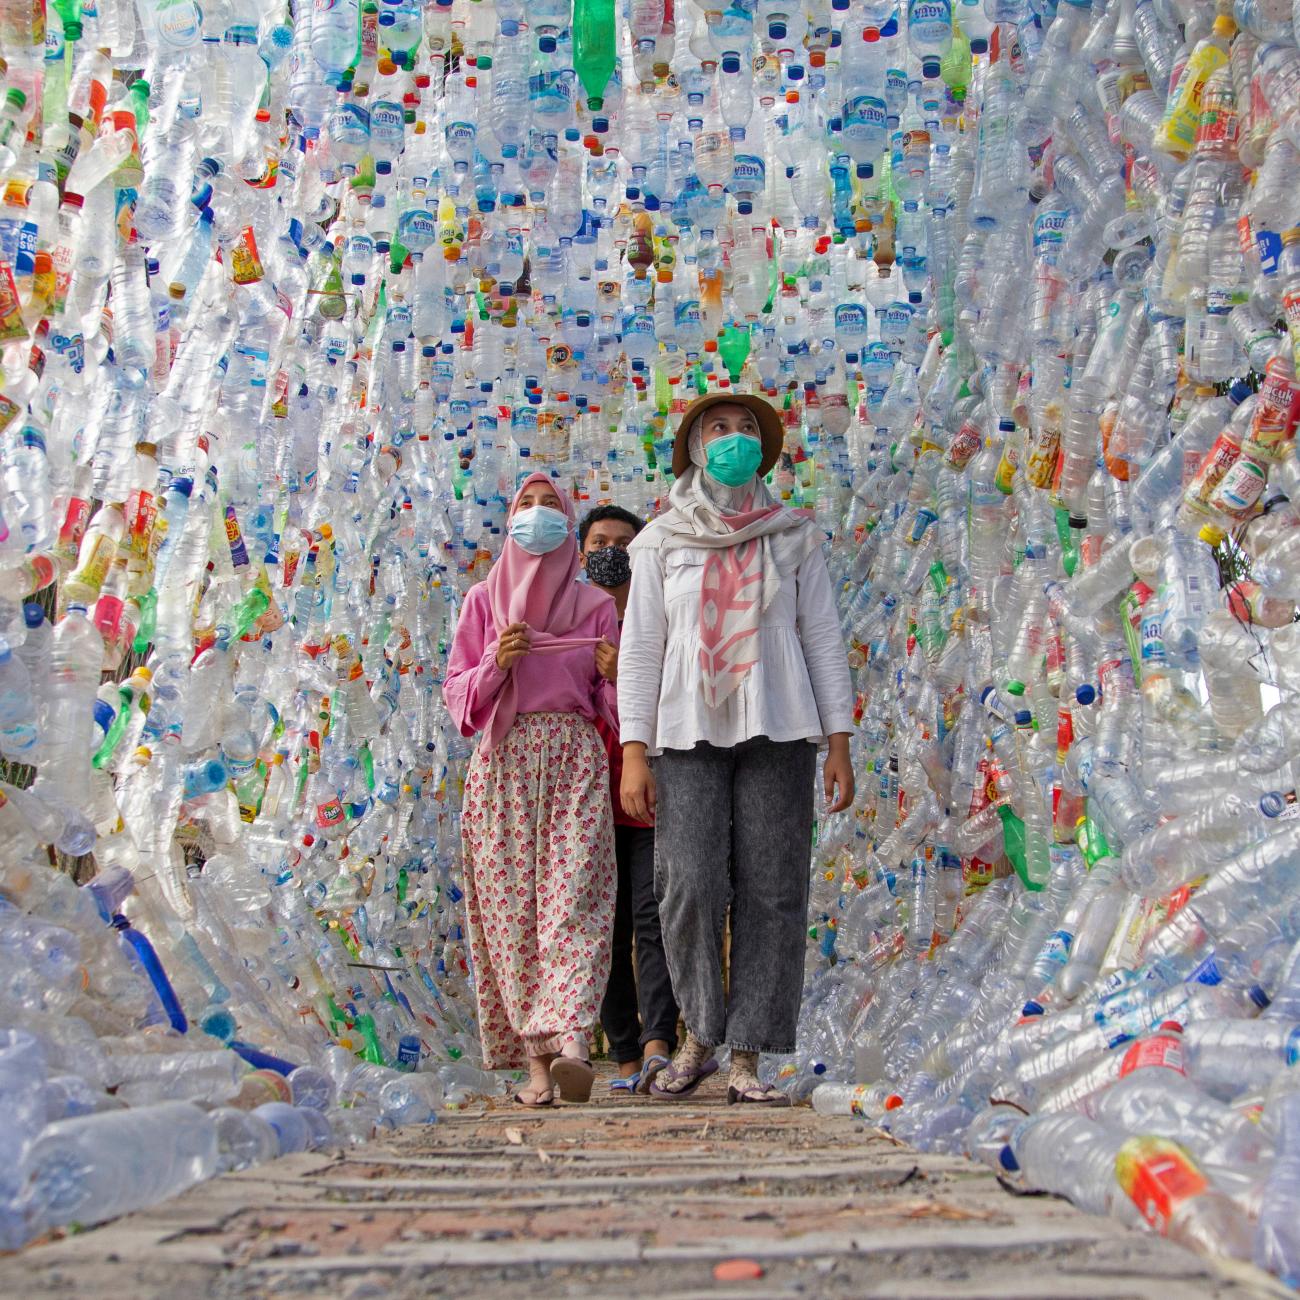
[617,540,856,755]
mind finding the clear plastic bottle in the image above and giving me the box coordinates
[22,1102,218,1235]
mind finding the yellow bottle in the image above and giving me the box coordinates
[436,194,463,262]
[993,418,1023,495]
[1156,14,1236,159]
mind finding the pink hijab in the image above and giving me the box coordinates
[481,472,611,751]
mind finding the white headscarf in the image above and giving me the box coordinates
[631,417,818,707]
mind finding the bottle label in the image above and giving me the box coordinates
[843,95,887,137]
[327,101,369,143]
[1024,421,1061,488]
[315,797,346,829]
[908,0,952,26]
[338,6,373,74]
[946,421,982,469]
[224,506,250,569]
[674,299,703,335]
[0,261,26,343]
[1117,1137,1207,1233]
[1237,213,1255,259]
[1118,1035,1185,1078]
[1040,929,1072,967]
[730,154,766,188]
[15,221,37,277]
[1032,208,1068,260]
[1140,609,1166,664]
[1208,454,1267,519]
[445,121,476,153]
[125,488,156,557]
[1284,291,1300,374]
[1196,100,1238,153]
[1185,428,1241,506]
[370,99,403,134]
[152,0,202,48]
[229,227,264,285]
[58,495,91,554]
[1205,285,1238,316]
[235,342,270,388]
[834,303,868,334]
[529,71,575,114]
[1258,229,1282,277]
[70,538,112,599]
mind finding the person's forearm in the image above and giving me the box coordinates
[624,741,648,762]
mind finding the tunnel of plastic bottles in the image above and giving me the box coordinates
[6,0,1300,1277]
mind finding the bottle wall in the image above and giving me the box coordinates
[2,0,1300,1275]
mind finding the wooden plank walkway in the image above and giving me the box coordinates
[0,1069,1283,1299]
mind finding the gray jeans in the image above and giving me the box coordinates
[653,736,817,1055]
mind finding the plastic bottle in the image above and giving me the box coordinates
[21,1102,218,1234]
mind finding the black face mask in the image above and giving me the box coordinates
[585,545,632,589]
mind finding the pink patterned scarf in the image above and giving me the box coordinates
[631,422,817,709]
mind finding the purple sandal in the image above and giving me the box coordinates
[726,1084,791,1106]
[648,1056,718,1100]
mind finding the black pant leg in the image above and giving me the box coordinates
[622,824,679,1052]
[599,824,643,1063]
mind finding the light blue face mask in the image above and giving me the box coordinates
[509,504,571,554]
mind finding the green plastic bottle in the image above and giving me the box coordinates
[941,22,970,100]
[573,0,617,114]
[717,323,751,384]
[996,804,1044,893]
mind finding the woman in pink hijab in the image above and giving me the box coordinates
[444,472,620,1105]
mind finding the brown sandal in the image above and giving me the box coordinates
[549,1054,595,1102]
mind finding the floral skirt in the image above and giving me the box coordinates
[461,711,616,1069]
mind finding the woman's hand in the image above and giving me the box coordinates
[494,622,531,671]
[595,638,619,683]
[621,743,656,823]
[823,733,855,814]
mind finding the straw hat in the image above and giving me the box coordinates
[670,392,784,478]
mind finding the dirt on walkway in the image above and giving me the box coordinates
[0,1070,1283,1300]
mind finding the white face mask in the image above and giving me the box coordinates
[508,504,570,554]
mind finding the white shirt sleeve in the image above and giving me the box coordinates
[794,544,856,738]
[617,546,668,747]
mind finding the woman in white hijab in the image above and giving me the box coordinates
[617,392,855,1103]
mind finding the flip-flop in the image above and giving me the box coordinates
[636,1053,670,1095]
[550,1054,596,1102]
[513,1086,554,1108]
[648,1056,718,1100]
[609,1071,641,1094]
[726,1084,791,1106]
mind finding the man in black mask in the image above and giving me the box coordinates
[579,505,679,1094]
[580,505,640,624]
